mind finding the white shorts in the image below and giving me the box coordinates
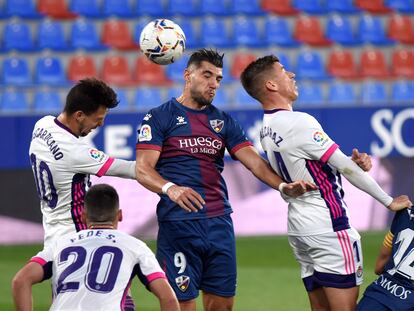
[288,227,363,291]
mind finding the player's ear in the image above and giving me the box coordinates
[265,80,278,92]
[74,111,84,122]
[118,209,123,222]
[184,69,191,83]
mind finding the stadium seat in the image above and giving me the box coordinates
[173,19,199,49]
[261,0,298,15]
[134,88,163,108]
[230,0,265,15]
[101,56,133,86]
[264,17,300,47]
[114,89,130,110]
[0,1,8,19]
[4,21,38,51]
[38,20,72,51]
[103,0,135,18]
[233,17,264,48]
[133,19,151,44]
[167,0,200,16]
[391,49,414,78]
[326,15,361,46]
[234,85,259,107]
[33,90,62,112]
[200,17,233,48]
[67,55,98,82]
[296,83,324,106]
[167,86,184,100]
[328,82,358,105]
[360,50,390,79]
[0,89,29,112]
[354,0,392,13]
[296,51,329,80]
[70,0,102,18]
[165,54,189,82]
[102,20,137,50]
[230,53,257,79]
[326,0,360,14]
[391,80,414,103]
[327,50,358,79]
[38,0,77,19]
[2,57,32,86]
[71,19,108,51]
[35,57,67,86]
[135,0,166,17]
[134,56,171,86]
[200,0,231,16]
[6,0,42,18]
[275,52,293,71]
[293,16,331,46]
[387,15,414,44]
[292,0,328,14]
[361,81,388,105]
[358,15,394,45]
[386,0,414,12]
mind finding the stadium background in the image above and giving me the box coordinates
[0,0,413,309]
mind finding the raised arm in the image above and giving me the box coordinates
[12,262,44,311]
[136,149,204,212]
[148,278,180,311]
[234,146,317,198]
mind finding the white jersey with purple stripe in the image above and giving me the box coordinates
[29,116,115,247]
[260,109,350,236]
[31,229,165,311]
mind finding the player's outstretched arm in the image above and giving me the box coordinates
[136,149,204,212]
[12,262,44,311]
[149,278,180,311]
[234,146,317,197]
[375,231,393,275]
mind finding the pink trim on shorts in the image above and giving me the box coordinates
[336,230,355,275]
[320,143,339,163]
[96,157,115,177]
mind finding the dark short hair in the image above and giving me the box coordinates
[64,78,119,115]
[84,184,119,223]
[240,55,280,101]
[187,48,224,69]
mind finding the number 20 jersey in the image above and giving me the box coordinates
[29,116,115,247]
[31,229,166,311]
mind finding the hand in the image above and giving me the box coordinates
[282,180,318,198]
[352,148,372,172]
[166,185,205,213]
[388,195,412,212]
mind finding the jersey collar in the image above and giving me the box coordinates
[54,118,78,138]
[264,108,288,114]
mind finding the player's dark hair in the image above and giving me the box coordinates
[84,184,119,223]
[64,78,119,115]
[187,48,224,69]
[240,55,280,101]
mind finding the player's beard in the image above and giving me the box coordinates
[190,89,214,107]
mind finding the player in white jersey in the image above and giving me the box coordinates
[12,184,180,311]
[29,79,136,248]
[240,55,412,311]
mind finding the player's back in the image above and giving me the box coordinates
[34,229,163,311]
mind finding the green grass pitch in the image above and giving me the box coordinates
[0,232,385,311]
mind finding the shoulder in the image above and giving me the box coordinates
[289,111,321,129]
[34,115,55,127]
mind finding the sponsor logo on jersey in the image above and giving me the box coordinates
[143,113,152,121]
[375,274,412,300]
[312,131,329,147]
[175,275,190,292]
[210,119,224,133]
[139,124,152,142]
[89,148,105,162]
[176,116,187,125]
[178,136,223,155]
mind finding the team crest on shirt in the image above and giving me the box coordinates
[138,124,152,142]
[312,130,329,147]
[210,119,224,133]
[88,148,105,162]
[175,275,190,292]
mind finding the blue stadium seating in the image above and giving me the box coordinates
[275,52,293,71]
[33,90,62,112]
[200,0,232,16]
[71,19,108,50]
[35,57,67,86]
[175,19,200,49]
[296,83,324,106]
[326,15,361,46]
[296,51,329,80]
[166,54,189,82]
[391,80,414,103]
[361,81,388,105]
[135,0,166,17]
[168,0,200,16]
[230,0,265,15]
[114,89,130,110]
[38,20,72,51]
[134,88,163,108]
[233,17,264,48]
[264,17,300,47]
[234,85,259,107]
[70,0,102,18]
[103,0,135,18]
[0,89,29,112]
[0,1,7,19]
[167,86,184,100]
[326,0,360,13]
[2,57,32,86]
[4,21,38,51]
[358,15,395,45]
[328,82,358,105]
[5,0,42,19]
[292,0,329,14]
[212,89,230,107]
[201,17,233,48]
[386,0,414,13]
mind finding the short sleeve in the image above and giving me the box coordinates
[133,241,166,288]
[68,143,113,177]
[30,247,54,280]
[293,114,338,163]
[224,114,252,157]
[136,111,164,152]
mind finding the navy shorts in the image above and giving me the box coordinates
[357,296,392,311]
[156,214,237,301]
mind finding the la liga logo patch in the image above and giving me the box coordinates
[139,124,152,142]
[89,148,105,162]
[312,131,329,146]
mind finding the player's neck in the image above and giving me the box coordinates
[262,96,293,111]
[176,94,207,111]
[57,113,80,136]
[88,222,115,229]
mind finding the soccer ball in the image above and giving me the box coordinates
[139,19,186,65]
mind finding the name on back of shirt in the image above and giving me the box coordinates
[260,126,284,147]
[32,127,63,160]
[70,230,116,243]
